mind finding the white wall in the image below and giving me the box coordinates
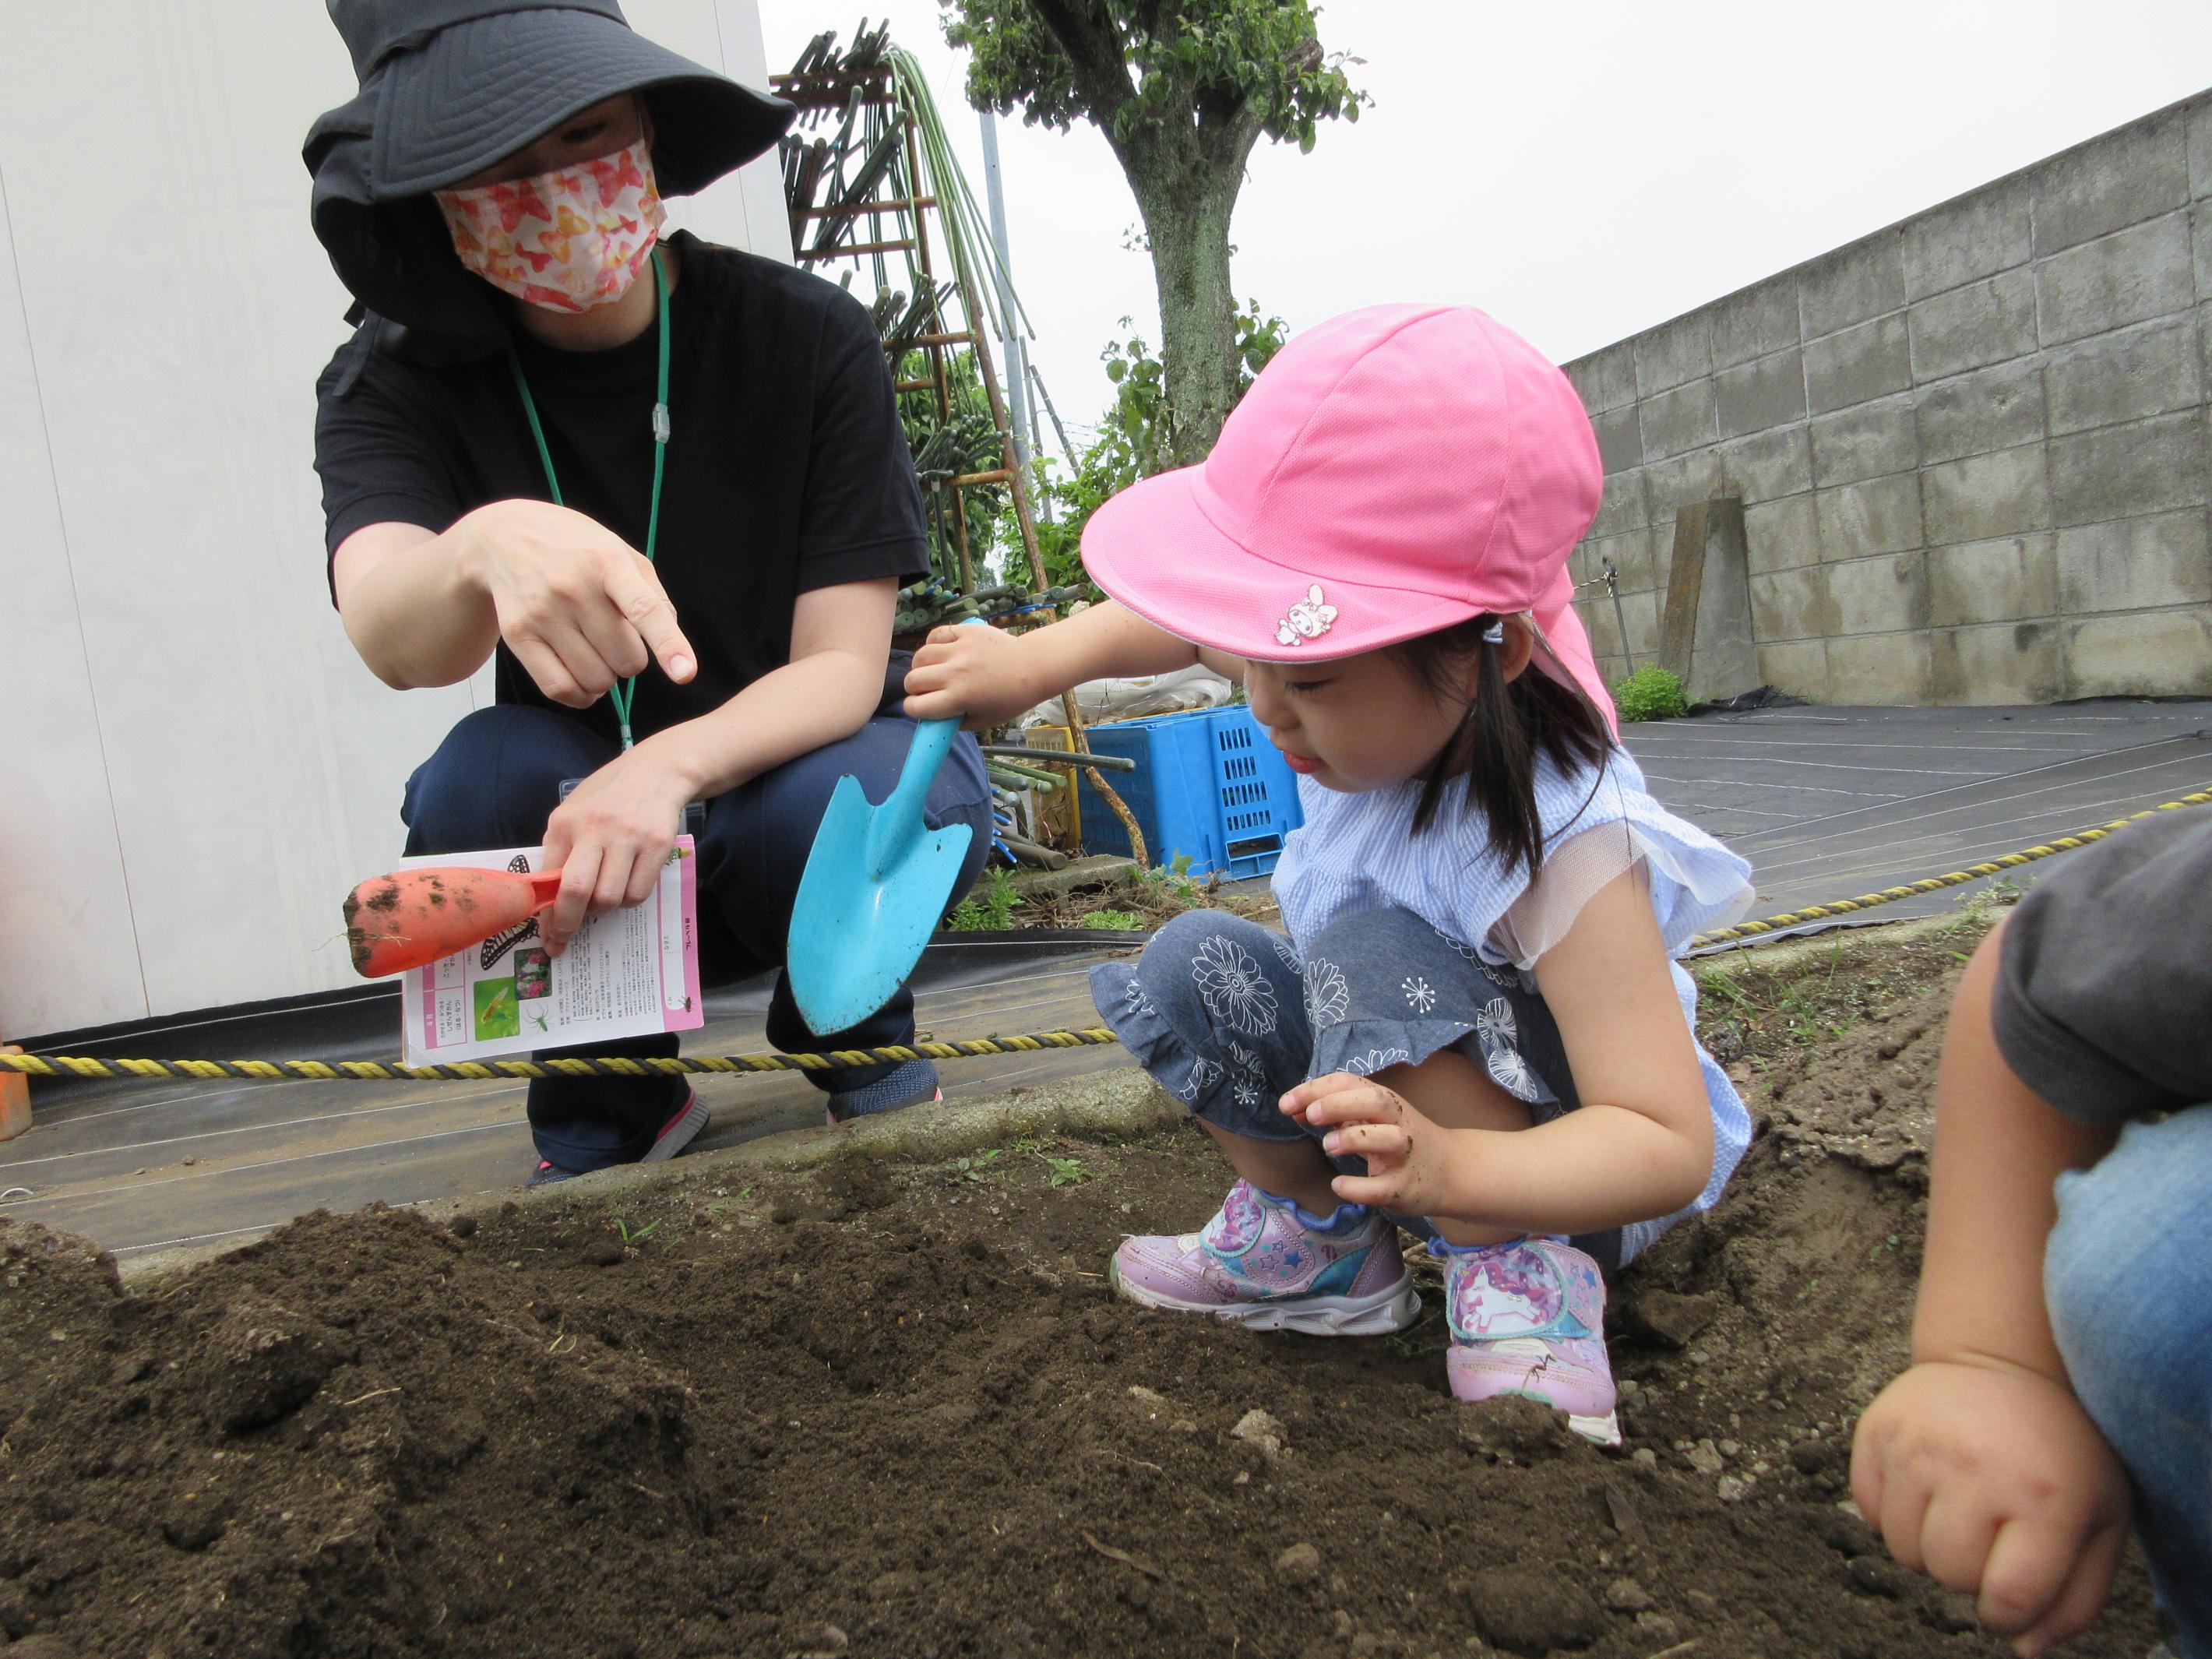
[0,0,789,1041]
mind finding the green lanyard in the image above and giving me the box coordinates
[505,246,671,750]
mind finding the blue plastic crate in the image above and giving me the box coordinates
[1073,704,1305,879]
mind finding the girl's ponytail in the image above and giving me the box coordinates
[1398,616,1612,876]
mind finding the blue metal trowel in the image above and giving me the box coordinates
[786,682,977,1037]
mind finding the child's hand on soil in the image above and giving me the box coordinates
[903,623,1038,731]
[1850,1359,2132,1657]
[1282,1073,1457,1216]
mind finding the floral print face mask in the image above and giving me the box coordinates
[434,141,665,313]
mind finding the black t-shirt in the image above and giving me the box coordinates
[313,232,926,742]
[1992,809,2212,1125]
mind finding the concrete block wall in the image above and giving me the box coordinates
[1562,90,2212,706]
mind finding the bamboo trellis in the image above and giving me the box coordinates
[773,29,1147,864]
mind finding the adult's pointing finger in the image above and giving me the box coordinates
[604,552,696,684]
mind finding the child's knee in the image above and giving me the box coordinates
[2045,1110,2212,1417]
[1147,907,1231,963]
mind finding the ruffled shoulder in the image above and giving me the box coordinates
[1557,751,1753,952]
[1275,749,1752,960]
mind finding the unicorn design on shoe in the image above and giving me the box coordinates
[1111,1178,1418,1336]
[1442,1237,1620,1445]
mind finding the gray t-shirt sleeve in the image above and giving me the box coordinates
[1992,810,2212,1126]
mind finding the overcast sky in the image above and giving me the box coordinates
[755,1,2212,447]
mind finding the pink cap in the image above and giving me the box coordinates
[1080,304,1614,727]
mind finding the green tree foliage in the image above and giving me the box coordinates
[1033,301,1287,590]
[941,0,1361,461]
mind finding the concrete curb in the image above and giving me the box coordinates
[117,1065,1182,1287]
[1689,906,1989,981]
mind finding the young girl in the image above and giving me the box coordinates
[905,305,1754,1440]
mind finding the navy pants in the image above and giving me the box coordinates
[401,701,991,1172]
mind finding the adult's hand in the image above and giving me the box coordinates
[458,500,697,707]
[537,741,696,955]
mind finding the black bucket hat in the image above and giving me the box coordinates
[306,0,793,353]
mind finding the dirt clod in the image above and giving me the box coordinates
[1849,1554,1921,1598]
[183,1296,349,1432]
[1230,1407,1287,1457]
[1928,1590,1983,1633]
[1682,1438,1725,1477]
[1466,1566,1605,1654]
[1274,1541,1323,1584]
[1603,1576,1652,1612]
[1621,1287,1722,1347]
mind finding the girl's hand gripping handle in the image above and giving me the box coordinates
[903,619,1041,731]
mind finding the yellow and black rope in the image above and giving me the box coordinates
[1686,787,2212,948]
[0,1028,1123,1084]
[5,786,2207,1086]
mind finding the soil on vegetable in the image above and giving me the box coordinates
[0,909,2167,1659]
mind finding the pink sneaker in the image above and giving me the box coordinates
[1110,1179,1419,1336]
[1442,1238,1620,1444]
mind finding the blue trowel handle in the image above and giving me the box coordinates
[868,717,962,877]
[865,619,985,877]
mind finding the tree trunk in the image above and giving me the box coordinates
[1128,165,1242,464]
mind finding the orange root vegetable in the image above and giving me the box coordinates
[343,867,563,978]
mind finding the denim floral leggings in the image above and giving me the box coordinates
[1089,905,1625,1270]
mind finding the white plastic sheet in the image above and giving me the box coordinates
[1022,664,1236,727]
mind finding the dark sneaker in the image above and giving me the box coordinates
[639,1090,710,1163]
[826,1058,942,1125]
[523,1090,707,1185]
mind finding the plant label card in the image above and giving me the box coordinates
[397,839,703,1065]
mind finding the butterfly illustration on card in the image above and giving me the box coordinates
[481,854,541,971]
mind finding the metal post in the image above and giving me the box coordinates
[1027,360,1078,471]
[977,111,1030,467]
[1604,556,1636,675]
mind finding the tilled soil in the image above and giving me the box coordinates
[0,914,2165,1659]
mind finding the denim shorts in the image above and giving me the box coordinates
[1090,905,1626,1268]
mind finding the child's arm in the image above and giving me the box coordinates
[1851,921,2129,1657]
[1286,868,1714,1233]
[902,601,1242,731]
